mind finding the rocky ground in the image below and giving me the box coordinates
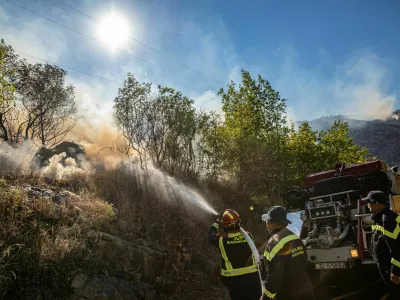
[0,174,229,300]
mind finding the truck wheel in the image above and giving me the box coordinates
[284,187,310,210]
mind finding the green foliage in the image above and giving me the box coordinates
[218,70,291,203]
[112,70,370,207]
[288,122,322,185]
[0,40,15,107]
[289,120,369,186]
[318,120,368,166]
[0,40,77,145]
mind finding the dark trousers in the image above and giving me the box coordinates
[277,272,315,300]
[221,272,261,300]
[377,263,400,299]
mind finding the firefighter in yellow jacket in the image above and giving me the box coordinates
[259,206,314,300]
[363,191,400,299]
[208,209,261,300]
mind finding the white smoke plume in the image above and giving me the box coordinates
[41,152,85,182]
[0,140,37,175]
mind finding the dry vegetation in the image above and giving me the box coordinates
[0,172,115,299]
[0,153,230,299]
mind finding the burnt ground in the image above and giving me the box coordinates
[314,264,386,299]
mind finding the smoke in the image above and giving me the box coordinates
[0,140,36,175]
[41,152,85,182]
[333,54,396,120]
[66,119,133,168]
[340,88,395,120]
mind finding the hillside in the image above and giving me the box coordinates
[305,114,400,167]
[0,160,230,300]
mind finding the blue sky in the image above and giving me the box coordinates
[1,0,399,122]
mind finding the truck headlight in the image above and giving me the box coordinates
[350,249,359,258]
[300,212,308,222]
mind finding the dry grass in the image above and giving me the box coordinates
[0,154,227,299]
[0,176,115,299]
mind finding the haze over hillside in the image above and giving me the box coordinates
[305,111,400,167]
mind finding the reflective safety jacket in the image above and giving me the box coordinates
[261,227,314,300]
[371,206,400,277]
[208,223,258,277]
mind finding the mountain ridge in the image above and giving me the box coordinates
[303,111,400,167]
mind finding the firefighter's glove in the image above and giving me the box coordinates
[258,255,268,281]
[216,212,224,222]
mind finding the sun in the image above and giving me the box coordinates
[97,12,130,51]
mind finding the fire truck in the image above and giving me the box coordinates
[284,160,400,272]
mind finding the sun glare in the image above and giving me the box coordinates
[97,12,130,51]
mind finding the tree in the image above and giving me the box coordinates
[113,74,202,176]
[288,120,369,187]
[12,62,77,147]
[318,120,368,167]
[195,111,225,182]
[218,70,291,206]
[288,122,322,185]
[0,40,17,141]
[113,73,152,167]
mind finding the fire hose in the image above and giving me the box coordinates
[240,227,265,295]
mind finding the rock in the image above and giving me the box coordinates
[189,253,219,283]
[72,275,155,300]
[25,186,55,199]
[23,186,81,212]
[86,231,169,282]
[71,273,88,289]
[32,141,86,169]
[154,276,175,295]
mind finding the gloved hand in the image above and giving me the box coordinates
[391,273,400,284]
[216,212,223,222]
[211,214,221,230]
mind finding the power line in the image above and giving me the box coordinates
[15,50,123,85]
[5,0,218,91]
[54,0,225,85]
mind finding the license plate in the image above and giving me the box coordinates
[315,262,346,269]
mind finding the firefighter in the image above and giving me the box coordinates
[363,191,400,299]
[208,209,261,300]
[258,206,314,300]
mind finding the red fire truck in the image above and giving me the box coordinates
[284,160,400,272]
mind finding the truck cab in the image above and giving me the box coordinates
[284,160,400,273]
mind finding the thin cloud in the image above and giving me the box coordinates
[0,1,396,125]
[270,47,396,121]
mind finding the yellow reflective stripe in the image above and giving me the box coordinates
[396,216,400,223]
[212,223,219,229]
[264,288,277,298]
[392,258,400,268]
[264,234,298,261]
[219,236,257,277]
[372,225,400,239]
[224,211,234,219]
[221,265,257,276]
[219,237,233,270]
[228,232,242,238]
